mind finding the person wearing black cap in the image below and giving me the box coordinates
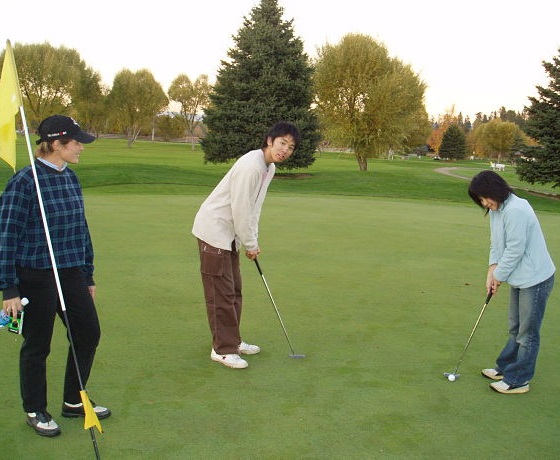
[0,115,111,437]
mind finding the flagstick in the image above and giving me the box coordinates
[19,107,101,460]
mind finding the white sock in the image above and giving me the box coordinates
[64,402,83,407]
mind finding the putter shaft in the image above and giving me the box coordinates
[451,291,493,375]
[254,259,304,358]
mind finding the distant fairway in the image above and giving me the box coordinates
[1,138,559,458]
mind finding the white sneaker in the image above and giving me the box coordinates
[26,411,61,437]
[239,341,261,355]
[211,349,248,369]
[62,401,111,419]
[490,380,530,394]
[481,368,503,380]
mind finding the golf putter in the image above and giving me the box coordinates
[444,291,493,381]
[254,258,305,358]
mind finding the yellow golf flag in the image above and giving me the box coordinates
[80,390,103,433]
[0,40,23,171]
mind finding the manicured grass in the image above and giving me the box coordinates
[1,138,559,458]
[5,136,559,210]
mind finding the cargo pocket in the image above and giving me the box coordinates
[200,244,225,276]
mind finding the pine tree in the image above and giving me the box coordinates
[439,124,466,160]
[516,48,560,188]
[201,0,320,169]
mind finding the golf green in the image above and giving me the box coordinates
[2,192,558,458]
[1,139,559,458]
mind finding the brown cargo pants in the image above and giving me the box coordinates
[197,239,242,354]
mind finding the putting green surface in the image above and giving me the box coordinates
[2,192,559,458]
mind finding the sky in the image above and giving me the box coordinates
[3,0,559,119]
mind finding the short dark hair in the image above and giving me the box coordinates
[261,122,301,150]
[468,170,514,212]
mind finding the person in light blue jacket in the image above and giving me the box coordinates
[468,170,555,394]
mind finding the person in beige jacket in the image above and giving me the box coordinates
[192,122,301,369]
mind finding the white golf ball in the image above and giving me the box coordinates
[448,374,456,382]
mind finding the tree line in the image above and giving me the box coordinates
[428,108,532,161]
[1,42,211,150]
[1,0,559,185]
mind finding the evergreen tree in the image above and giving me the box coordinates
[516,48,560,188]
[201,0,320,169]
[439,124,466,160]
[508,131,528,163]
[498,106,527,131]
[472,112,484,130]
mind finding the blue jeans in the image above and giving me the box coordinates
[496,274,554,386]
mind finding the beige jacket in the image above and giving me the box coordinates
[192,149,275,251]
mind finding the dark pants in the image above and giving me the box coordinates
[197,239,242,354]
[17,267,101,412]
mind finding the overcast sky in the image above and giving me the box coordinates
[3,0,559,119]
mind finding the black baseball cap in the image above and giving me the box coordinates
[35,115,95,145]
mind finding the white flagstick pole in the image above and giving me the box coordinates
[19,109,69,313]
[19,107,101,459]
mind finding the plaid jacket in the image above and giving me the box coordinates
[0,160,94,299]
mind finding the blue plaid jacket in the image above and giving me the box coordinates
[0,160,94,299]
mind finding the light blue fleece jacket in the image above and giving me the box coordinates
[489,194,555,288]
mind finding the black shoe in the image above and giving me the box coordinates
[26,411,62,437]
[62,401,112,420]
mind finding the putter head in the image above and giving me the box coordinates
[290,354,306,359]
[443,372,460,380]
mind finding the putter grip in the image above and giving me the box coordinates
[485,291,493,303]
